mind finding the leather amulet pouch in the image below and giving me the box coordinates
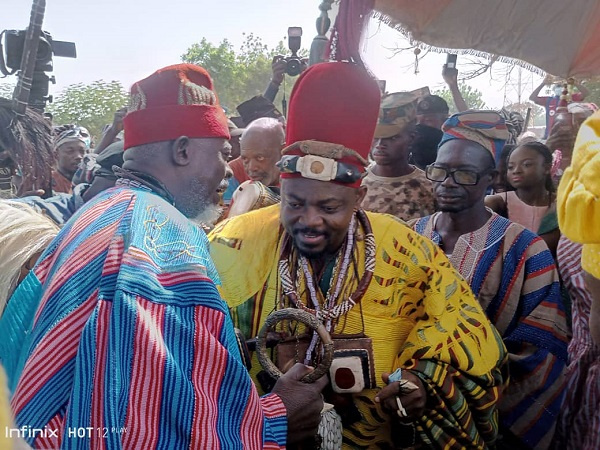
[276,333,376,393]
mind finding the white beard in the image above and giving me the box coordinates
[190,203,223,229]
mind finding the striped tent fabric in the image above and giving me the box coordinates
[0,185,287,449]
[413,212,570,449]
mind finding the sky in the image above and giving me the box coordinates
[3,0,548,109]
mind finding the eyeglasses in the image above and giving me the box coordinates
[425,165,493,186]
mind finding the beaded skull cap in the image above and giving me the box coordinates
[124,64,229,150]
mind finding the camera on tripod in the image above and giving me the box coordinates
[283,27,303,77]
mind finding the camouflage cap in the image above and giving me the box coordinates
[374,92,418,139]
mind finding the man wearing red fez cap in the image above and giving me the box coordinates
[5,63,326,449]
[210,61,507,449]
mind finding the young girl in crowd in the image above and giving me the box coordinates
[491,144,514,193]
[486,141,560,256]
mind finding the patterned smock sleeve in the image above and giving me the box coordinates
[391,232,508,449]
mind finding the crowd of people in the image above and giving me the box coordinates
[0,14,599,450]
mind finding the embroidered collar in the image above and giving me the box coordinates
[430,210,507,254]
[114,167,175,205]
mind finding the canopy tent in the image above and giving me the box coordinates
[372,0,600,79]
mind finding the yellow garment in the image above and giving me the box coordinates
[209,205,507,449]
[582,244,600,278]
[558,111,600,277]
[0,366,13,450]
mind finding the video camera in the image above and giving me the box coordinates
[283,27,303,77]
[1,30,76,74]
[0,29,76,111]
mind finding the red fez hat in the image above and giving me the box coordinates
[279,62,380,188]
[123,64,230,150]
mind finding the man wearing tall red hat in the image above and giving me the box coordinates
[2,63,326,449]
[209,60,507,448]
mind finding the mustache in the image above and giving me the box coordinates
[293,227,326,236]
[434,185,460,194]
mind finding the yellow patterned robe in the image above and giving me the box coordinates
[209,205,507,449]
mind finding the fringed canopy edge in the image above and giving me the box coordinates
[372,10,547,77]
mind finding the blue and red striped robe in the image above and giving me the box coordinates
[0,185,287,449]
[413,212,569,449]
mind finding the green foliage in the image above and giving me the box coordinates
[182,34,303,114]
[47,80,129,139]
[433,83,486,114]
[583,77,600,105]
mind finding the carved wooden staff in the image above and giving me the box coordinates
[309,0,336,66]
[12,0,46,116]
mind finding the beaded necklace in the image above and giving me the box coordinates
[278,209,376,362]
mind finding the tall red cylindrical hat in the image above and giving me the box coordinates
[280,62,380,188]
